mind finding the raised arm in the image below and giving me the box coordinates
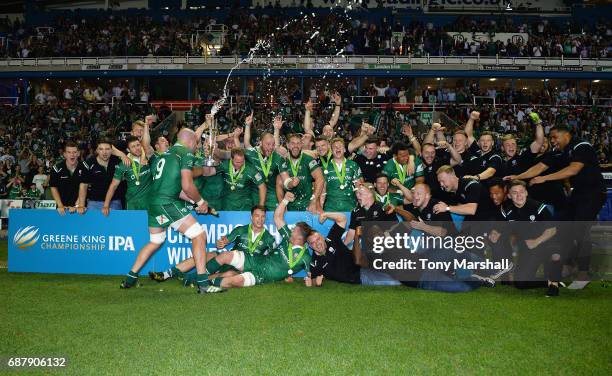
[303,99,315,138]
[274,191,294,229]
[402,124,421,156]
[329,92,342,128]
[464,110,479,146]
[529,122,545,154]
[348,123,373,153]
[243,112,254,148]
[318,211,348,229]
[142,114,155,155]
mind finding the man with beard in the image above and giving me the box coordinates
[278,134,325,213]
[353,137,390,183]
[243,115,288,211]
[217,148,266,210]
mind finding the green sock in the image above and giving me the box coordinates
[170,266,182,278]
[206,258,222,274]
[196,273,209,288]
[210,277,223,287]
[126,271,138,286]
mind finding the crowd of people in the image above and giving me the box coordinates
[12,88,604,297]
[2,85,611,201]
[0,10,610,58]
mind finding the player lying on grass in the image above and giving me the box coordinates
[198,191,313,290]
[148,205,276,284]
[119,128,221,294]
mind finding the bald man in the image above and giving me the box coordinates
[244,132,289,211]
[121,128,221,294]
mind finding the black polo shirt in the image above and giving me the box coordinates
[501,149,535,177]
[309,223,361,284]
[501,198,554,242]
[82,156,121,202]
[528,150,568,213]
[49,160,86,206]
[349,201,397,230]
[447,177,493,221]
[404,198,457,235]
[451,142,479,178]
[562,139,605,195]
[464,147,503,178]
[422,150,452,200]
[353,153,389,183]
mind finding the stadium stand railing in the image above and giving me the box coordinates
[0,55,611,70]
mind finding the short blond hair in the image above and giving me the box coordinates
[436,165,455,176]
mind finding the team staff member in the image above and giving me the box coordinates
[279,134,324,213]
[78,139,122,212]
[344,183,398,245]
[462,131,503,183]
[353,137,390,183]
[217,148,266,211]
[500,112,545,177]
[50,141,87,215]
[322,138,363,212]
[305,212,401,287]
[500,180,560,297]
[529,125,606,289]
[419,140,461,200]
[102,136,152,215]
[383,142,423,190]
[394,183,456,235]
[434,165,492,221]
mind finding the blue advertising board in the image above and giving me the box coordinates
[8,209,332,276]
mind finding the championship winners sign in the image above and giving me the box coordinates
[8,210,330,276]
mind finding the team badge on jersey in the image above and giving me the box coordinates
[156,215,170,225]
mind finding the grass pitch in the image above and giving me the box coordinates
[0,241,610,375]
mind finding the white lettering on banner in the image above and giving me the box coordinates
[108,236,135,251]
[429,0,566,10]
[447,32,529,45]
[305,0,421,8]
[167,247,193,264]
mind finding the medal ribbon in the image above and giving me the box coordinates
[287,243,307,270]
[320,151,332,171]
[376,193,390,207]
[289,153,303,178]
[229,162,245,187]
[257,148,273,178]
[332,158,347,186]
[393,159,407,184]
[247,225,266,254]
[128,153,142,185]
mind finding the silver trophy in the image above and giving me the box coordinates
[202,115,220,167]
